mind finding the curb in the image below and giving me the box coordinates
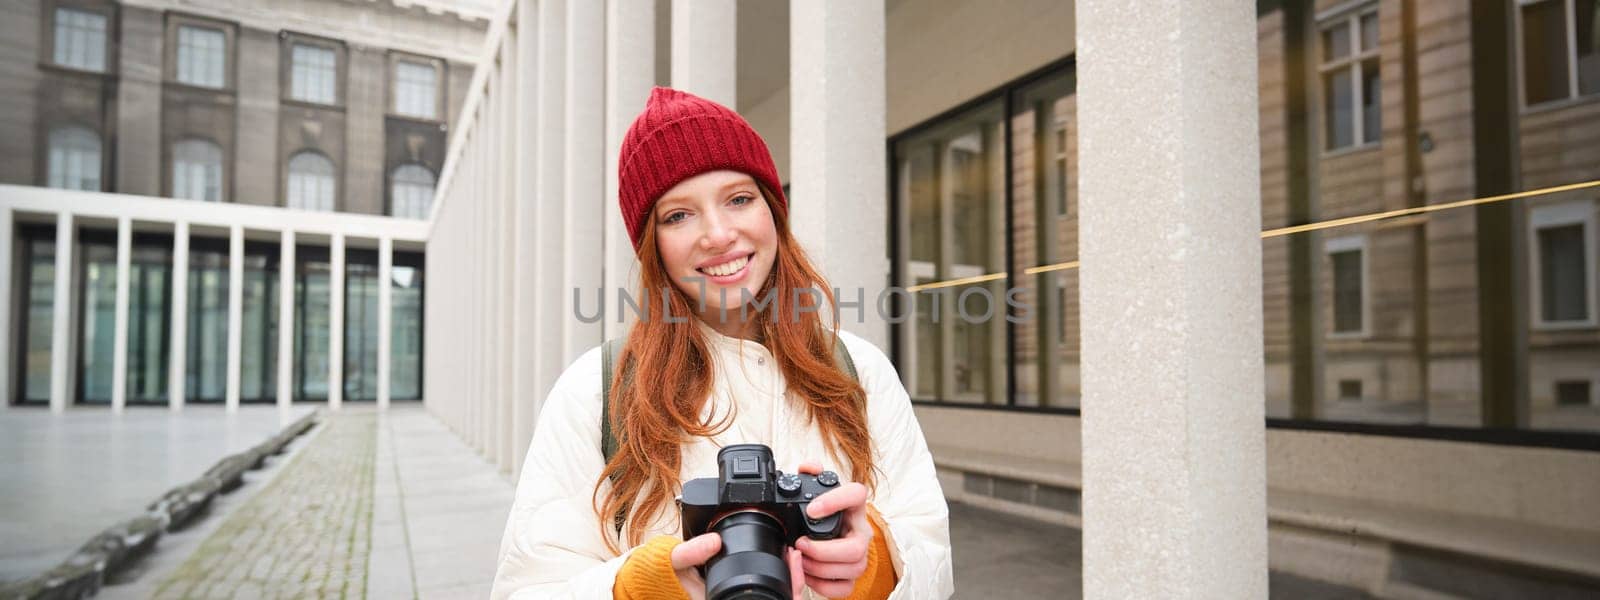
[0,410,321,600]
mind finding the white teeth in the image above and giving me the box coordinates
[701,254,749,278]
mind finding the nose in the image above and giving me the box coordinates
[699,208,738,250]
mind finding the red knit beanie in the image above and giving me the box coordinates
[617,86,788,251]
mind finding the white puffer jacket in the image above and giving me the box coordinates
[491,324,954,599]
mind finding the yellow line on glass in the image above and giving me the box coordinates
[899,178,1600,292]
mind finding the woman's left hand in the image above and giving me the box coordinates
[792,460,873,598]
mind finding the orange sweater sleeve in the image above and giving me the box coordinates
[613,536,690,600]
[834,504,899,600]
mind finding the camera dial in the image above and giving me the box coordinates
[777,473,802,496]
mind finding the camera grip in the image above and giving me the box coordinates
[798,505,845,540]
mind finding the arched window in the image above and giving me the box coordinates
[47,126,101,191]
[172,138,224,202]
[390,164,435,219]
[286,151,336,211]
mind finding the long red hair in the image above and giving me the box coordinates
[593,186,874,553]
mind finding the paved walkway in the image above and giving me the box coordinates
[67,404,1369,598]
[0,404,314,582]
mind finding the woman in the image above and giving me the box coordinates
[491,86,953,600]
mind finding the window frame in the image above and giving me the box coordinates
[170,137,226,202]
[1513,0,1600,111]
[388,52,446,122]
[1325,234,1372,339]
[45,124,104,192]
[1316,2,1381,154]
[281,32,345,107]
[1527,200,1599,330]
[46,2,113,74]
[284,149,339,212]
[164,14,236,92]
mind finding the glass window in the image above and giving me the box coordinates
[1009,71,1077,408]
[47,126,101,191]
[391,255,425,401]
[53,7,107,72]
[286,151,336,211]
[894,99,1007,405]
[186,244,229,402]
[1537,223,1590,323]
[1555,381,1592,406]
[1320,7,1380,150]
[390,164,436,219]
[290,43,337,104]
[344,252,379,401]
[240,244,279,402]
[294,247,332,401]
[176,25,226,88]
[1580,0,1600,95]
[395,60,438,119]
[19,235,56,404]
[1330,247,1364,334]
[78,234,171,404]
[1521,0,1600,104]
[172,138,224,202]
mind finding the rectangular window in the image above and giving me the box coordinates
[395,60,438,120]
[53,7,107,72]
[1339,379,1363,402]
[290,43,337,105]
[1555,380,1592,406]
[1320,5,1380,150]
[1327,236,1366,335]
[1530,201,1596,327]
[1520,0,1600,106]
[177,25,226,88]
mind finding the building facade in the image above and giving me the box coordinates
[2,0,487,409]
[424,0,1598,597]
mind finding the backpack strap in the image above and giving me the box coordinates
[601,338,626,466]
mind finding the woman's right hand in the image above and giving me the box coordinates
[668,532,807,600]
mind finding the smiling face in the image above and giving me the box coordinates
[651,170,780,325]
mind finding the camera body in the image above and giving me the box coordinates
[678,444,845,600]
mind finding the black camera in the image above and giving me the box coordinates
[678,444,846,600]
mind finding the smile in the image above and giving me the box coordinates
[697,253,752,279]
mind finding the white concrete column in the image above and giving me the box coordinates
[169,222,188,411]
[671,0,736,106]
[498,36,518,473]
[602,0,652,346]
[564,0,604,365]
[378,236,392,411]
[49,212,73,413]
[0,208,12,406]
[329,233,345,411]
[533,0,568,423]
[790,0,888,349]
[277,230,295,411]
[111,217,131,413]
[225,225,242,411]
[486,69,504,466]
[1077,2,1266,598]
[512,0,543,478]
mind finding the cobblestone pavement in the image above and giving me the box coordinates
[150,412,377,600]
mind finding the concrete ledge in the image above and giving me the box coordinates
[0,411,319,599]
[929,441,1600,596]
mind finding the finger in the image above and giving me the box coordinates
[800,556,868,580]
[670,533,722,570]
[787,546,805,599]
[796,460,823,475]
[795,535,869,564]
[804,575,856,599]
[805,482,868,519]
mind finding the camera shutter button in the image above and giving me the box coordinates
[818,471,839,487]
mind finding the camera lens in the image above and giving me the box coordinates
[705,511,791,600]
